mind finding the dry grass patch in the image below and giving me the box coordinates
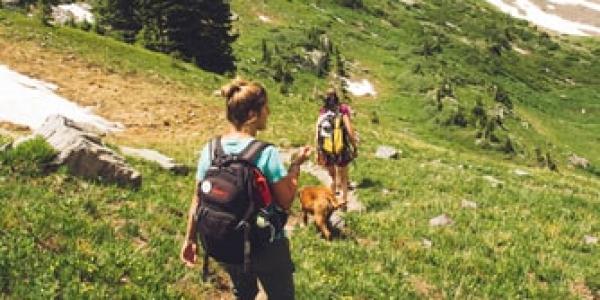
[0,38,224,156]
[569,280,596,300]
[409,275,444,299]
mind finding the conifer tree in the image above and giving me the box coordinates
[38,0,58,26]
[161,0,236,73]
[94,0,142,43]
[95,0,237,73]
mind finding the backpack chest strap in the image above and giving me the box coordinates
[209,136,271,167]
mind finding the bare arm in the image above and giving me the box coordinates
[271,146,312,211]
[184,183,200,241]
[181,182,200,266]
[342,114,358,149]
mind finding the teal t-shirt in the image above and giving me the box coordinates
[195,137,288,183]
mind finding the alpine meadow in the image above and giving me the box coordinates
[0,0,599,299]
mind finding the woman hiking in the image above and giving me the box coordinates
[181,78,312,300]
[315,89,358,209]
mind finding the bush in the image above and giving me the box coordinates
[0,136,56,177]
[336,0,364,9]
[444,106,468,127]
[585,165,600,177]
[494,85,513,109]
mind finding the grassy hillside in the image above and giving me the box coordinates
[1,0,600,298]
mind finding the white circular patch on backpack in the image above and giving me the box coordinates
[201,180,212,194]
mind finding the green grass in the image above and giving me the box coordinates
[2,0,600,298]
[0,137,56,177]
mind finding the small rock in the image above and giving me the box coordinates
[306,50,328,73]
[329,211,345,229]
[568,154,590,169]
[461,199,477,209]
[514,169,530,177]
[482,175,503,188]
[429,214,453,227]
[583,235,598,245]
[120,146,189,175]
[422,238,432,248]
[375,145,400,159]
[381,188,390,195]
[0,142,11,152]
[258,15,271,23]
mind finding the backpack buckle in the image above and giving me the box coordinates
[235,220,250,230]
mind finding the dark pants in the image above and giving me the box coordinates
[222,238,295,300]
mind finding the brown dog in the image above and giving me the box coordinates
[298,186,342,240]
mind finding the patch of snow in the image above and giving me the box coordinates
[0,65,123,133]
[548,0,600,12]
[258,15,271,23]
[52,3,94,24]
[485,0,600,36]
[343,78,376,96]
[546,4,556,10]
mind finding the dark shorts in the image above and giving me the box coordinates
[319,150,354,167]
[221,238,295,300]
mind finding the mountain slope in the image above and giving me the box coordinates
[1,0,600,298]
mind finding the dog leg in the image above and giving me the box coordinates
[314,214,332,240]
[302,210,308,226]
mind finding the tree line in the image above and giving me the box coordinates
[94,0,236,74]
[9,0,237,74]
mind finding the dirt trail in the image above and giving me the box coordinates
[279,148,364,213]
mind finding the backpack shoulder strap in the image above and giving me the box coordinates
[209,136,227,165]
[239,139,272,164]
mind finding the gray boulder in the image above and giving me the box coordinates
[35,115,141,188]
[568,154,590,169]
[306,50,328,74]
[120,146,189,175]
[375,145,401,159]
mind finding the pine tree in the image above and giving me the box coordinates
[136,0,171,52]
[95,0,142,43]
[161,0,236,74]
[38,0,58,26]
[96,0,237,73]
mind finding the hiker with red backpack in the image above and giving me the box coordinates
[316,89,358,209]
[180,78,311,300]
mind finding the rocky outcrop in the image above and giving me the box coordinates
[35,115,141,188]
